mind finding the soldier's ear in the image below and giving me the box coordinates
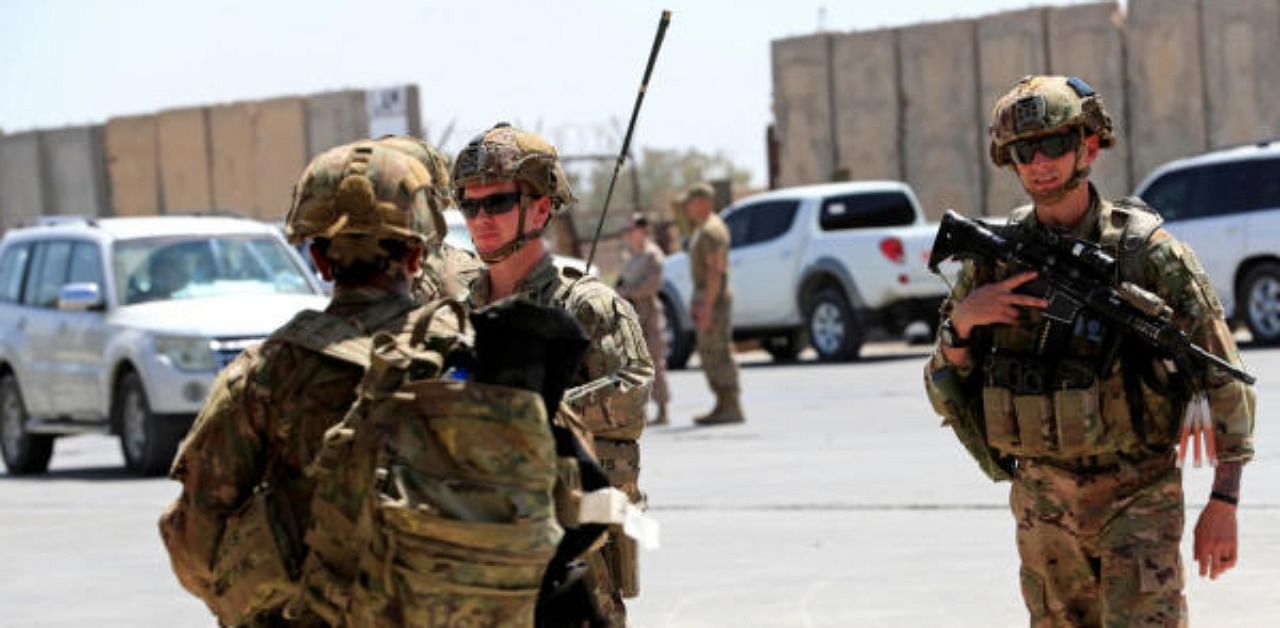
[308,243,333,281]
[404,244,424,276]
[1081,134,1101,167]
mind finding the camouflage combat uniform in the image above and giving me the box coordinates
[689,210,741,407]
[618,238,669,412]
[925,187,1255,627]
[468,253,654,624]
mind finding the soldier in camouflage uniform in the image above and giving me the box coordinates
[452,122,654,626]
[158,138,455,626]
[617,212,670,425]
[682,183,744,425]
[924,76,1256,627]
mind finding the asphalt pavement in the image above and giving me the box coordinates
[1,342,1276,627]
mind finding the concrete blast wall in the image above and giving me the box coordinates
[0,133,45,230]
[771,35,835,188]
[899,20,983,219]
[253,98,309,221]
[157,107,213,213]
[978,9,1048,215]
[41,125,109,217]
[832,29,900,182]
[104,115,161,217]
[1201,0,1280,149]
[307,90,368,157]
[209,103,257,214]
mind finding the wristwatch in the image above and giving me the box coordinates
[939,317,970,349]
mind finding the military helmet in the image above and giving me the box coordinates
[451,122,576,211]
[988,75,1115,167]
[285,139,443,265]
[373,135,453,240]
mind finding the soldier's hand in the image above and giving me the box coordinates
[950,271,1049,338]
[1194,499,1239,580]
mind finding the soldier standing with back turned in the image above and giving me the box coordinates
[924,75,1255,627]
[682,183,744,425]
[452,122,654,627]
[618,212,671,425]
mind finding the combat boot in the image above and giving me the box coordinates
[648,403,669,426]
[694,392,744,426]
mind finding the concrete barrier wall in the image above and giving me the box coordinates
[0,133,45,230]
[209,103,257,214]
[253,98,309,221]
[831,29,900,181]
[40,126,109,217]
[104,115,161,217]
[771,35,834,187]
[1047,2,1130,197]
[1126,0,1207,185]
[307,90,368,157]
[157,107,213,213]
[1202,0,1280,149]
[899,20,983,219]
[772,0,1279,215]
[978,9,1048,215]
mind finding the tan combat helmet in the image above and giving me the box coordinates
[284,139,445,268]
[988,75,1115,201]
[372,135,453,240]
[451,122,576,263]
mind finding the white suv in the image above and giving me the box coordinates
[1135,139,1280,343]
[0,216,329,475]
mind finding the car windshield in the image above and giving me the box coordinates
[114,235,315,305]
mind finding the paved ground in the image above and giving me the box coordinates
[1,343,1276,627]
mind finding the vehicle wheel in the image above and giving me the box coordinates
[662,295,694,370]
[1241,262,1280,345]
[115,372,180,476]
[763,329,805,363]
[806,288,863,362]
[0,374,54,475]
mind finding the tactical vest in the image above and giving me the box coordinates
[277,300,563,627]
[978,198,1185,460]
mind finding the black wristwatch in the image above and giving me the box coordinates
[939,317,970,349]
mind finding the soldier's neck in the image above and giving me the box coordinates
[1033,182,1092,230]
[486,242,546,302]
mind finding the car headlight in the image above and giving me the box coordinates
[153,335,217,371]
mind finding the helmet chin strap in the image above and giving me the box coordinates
[477,194,547,264]
[1023,127,1090,205]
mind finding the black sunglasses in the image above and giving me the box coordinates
[1008,130,1080,165]
[458,192,523,219]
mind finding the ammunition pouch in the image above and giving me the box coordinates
[209,489,300,626]
[983,354,1108,458]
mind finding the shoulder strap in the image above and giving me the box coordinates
[269,299,415,370]
[1099,196,1164,285]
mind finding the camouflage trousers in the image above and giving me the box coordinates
[1010,452,1186,628]
[695,296,739,395]
[631,298,669,405]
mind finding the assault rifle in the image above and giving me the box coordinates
[928,209,1255,386]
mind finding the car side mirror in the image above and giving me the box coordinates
[57,282,105,312]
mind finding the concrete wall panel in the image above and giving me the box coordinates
[900,20,983,219]
[0,133,45,230]
[1125,0,1207,184]
[41,126,109,217]
[252,98,308,220]
[209,103,257,215]
[1047,2,1130,196]
[771,35,834,187]
[978,9,1049,214]
[306,90,368,157]
[1202,0,1280,148]
[157,107,213,213]
[104,115,161,217]
[831,29,900,181]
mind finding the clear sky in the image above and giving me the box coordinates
[0,0,1116,186]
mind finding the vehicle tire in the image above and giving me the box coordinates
[805,288,863,362]
[763,329,805,363]
[115,372,181,476]
[1241,261,1280,345]
[0,374,54,475]
[662,295,694,370]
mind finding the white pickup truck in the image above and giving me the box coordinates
[661,181,949,366]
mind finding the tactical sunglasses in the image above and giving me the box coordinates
[458,192,522,219]
[1008,130,1080,165]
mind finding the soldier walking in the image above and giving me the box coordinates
[618,213,670,425]
[925,76,1255,627]
[682,183,744,425]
